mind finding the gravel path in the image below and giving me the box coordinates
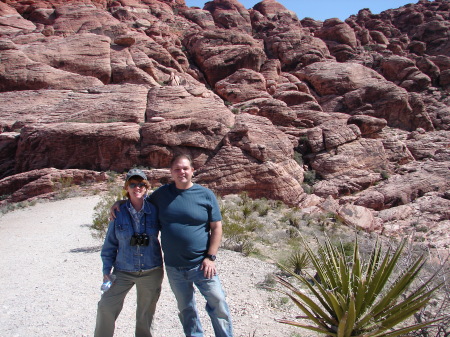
[0,196,311,337]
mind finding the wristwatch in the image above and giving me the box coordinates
[206,254,216,261]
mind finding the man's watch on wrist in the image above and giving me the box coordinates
[206,254,216,261]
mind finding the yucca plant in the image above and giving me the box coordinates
[275,236,445,337]
[288,250,311,275]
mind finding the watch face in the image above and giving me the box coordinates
[208,254,216,261]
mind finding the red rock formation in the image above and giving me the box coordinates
[0,168,108,204]
[0,0,449,244]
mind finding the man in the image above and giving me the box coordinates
[112,155,233,337]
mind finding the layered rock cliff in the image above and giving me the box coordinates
[0,0,449,247]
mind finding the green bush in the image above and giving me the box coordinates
[90,184,124,240]
[303,170,316,185]
[294,151,303,166]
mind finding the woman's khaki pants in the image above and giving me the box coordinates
[94,267,164,337]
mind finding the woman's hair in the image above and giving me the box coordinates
[124,176,150,198]
[170,154,194,168]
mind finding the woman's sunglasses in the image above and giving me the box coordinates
[128,182,146,189]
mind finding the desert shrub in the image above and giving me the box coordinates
[0,199,37,214]
[293,151,303,166]
[287,227,300,239]
[380,170,390,180]
[303,170,316,185]
[282,209,301,228]
[253,198,270,216]
[241,238,259,257]
[408,247,450,337]
[301,183,314,194]
[257,273,277,289]
[287,251,310,275]
[245,218,262,232]
[90,184,124,240]
[52,176,76,200]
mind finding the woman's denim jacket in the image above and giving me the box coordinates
[101,200,163,275]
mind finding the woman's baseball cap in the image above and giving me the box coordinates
[125,168,147,181]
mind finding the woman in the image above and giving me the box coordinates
[94,168,163,337]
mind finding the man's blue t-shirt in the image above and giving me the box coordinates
[148,183,222,267]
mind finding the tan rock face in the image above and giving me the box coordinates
[0,0,449,244]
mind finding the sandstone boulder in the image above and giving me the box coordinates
[0,85,149,126]
[405,130,450,160]
[180,8,215,29]
[337,204,379,231]
[0,39,104,91]
[232,98,299,127]
[252,0,298,21]
[353,161,450,210]
[264,28,331,71]
[377,192,450,249]
[311,138,389,197]
[296,61,432,131]
[18,33,112,84]
[0,2,36,36]
[194,145,305,206]
[183,29,266,87]
[315,18,357,61]
[310,138,388,179]
[52,3,128,39]
[347,115,387,136]
[380,55,431,92]
[146,85,235,127]
[0,168,108,204]
[204,0,252,33]
[226,113,294,162]
[412,19,450,56]
[140,118,231,167]
[215,69,271,103]
[15,122,141,173]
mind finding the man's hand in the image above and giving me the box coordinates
[201,258,217,279]
[109,200,125,219]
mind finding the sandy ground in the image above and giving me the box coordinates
[0,196,312,337]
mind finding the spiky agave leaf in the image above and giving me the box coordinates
[275,235,445,336]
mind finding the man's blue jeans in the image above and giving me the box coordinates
[165,264,233,337]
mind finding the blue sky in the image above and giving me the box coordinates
[184,0,422,21]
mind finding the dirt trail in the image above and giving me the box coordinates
[0,196,309,337]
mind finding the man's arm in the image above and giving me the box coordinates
[201,220,222,279]
[109,200,126,219]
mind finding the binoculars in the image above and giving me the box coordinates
[130,233,150,246]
